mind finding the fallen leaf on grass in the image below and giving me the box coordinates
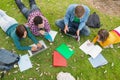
[104,70,107,74]
[13,70,18,74]
[50,43,53,45]
[111,62,114,67]
[29,78,33,80]
[36,67,40,71]
[14,77,16,80]
[77,76,80,80]
[5,36,9,39]
[40,73,43,77]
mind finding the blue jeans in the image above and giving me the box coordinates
[15,0,40,19]
[55,19,90,36]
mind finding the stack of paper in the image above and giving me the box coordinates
[79,40,102,58]
[53,51,67,67]
[88,53,108,68]
[44,30,58,42]
[56,43,74,59]
[18,54,32,72]
[28,40,48,57]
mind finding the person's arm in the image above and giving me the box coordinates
[92,36,98,44]
[64,5,74,33]
[11,34,32,50]
[64,5,72,27]
[26,27,39,44]
[78,5,90,30]
[27,28,42,48]
[30,25,40,36]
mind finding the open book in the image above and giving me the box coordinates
[88,53,108,68]
[18,54,32,72]
[44,30,58,42]
[28,40,48,57]
[79,40,102,58]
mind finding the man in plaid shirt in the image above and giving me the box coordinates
[15,0,50,36]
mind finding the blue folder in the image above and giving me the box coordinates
[88,53,108,68]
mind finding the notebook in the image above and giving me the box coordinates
[28,40,48,57]
[56,43,74,59]
[79,40,102,58]
[18,54,32,72]
[88,53,108,68]
[53,51,67,67]
[44,30,58,42]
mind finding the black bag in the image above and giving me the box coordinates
[86,12,101,28]
[0,49,19,78]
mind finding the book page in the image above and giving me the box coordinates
[79,40,94,54]
[88,45,102,58]
[49,30,58,41]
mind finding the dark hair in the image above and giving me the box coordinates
[75,5,85,18]
[16,24,27,38]
[98,29,109,42]
[33,16,43,26]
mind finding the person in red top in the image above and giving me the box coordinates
[15,0,50,36]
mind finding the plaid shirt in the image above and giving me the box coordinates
[27,10,50,36]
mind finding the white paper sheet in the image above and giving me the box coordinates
[18,54,32,72]
[79,40,102,58]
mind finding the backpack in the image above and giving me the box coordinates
[86,12,101,28]
[0,49,20,78]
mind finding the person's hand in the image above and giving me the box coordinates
[76,29,80,36]
[31,46,38,51]
[39,30,45,35]
[36,43,42,48]
[64,25,69,34]
[87,42,94,46]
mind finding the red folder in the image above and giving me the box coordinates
[53,51,67,67]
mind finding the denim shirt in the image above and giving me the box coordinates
[64,4,90,30]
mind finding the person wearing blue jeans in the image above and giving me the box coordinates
[15,0,51,37]
[55,4,90,41]
[15,0,39,19]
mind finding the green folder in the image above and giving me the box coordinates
[56,43,74,59]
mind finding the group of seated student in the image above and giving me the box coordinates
[0,0,119,52]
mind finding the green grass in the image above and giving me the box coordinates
[0,0,120,80]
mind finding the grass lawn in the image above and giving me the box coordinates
[0,0,120,80]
